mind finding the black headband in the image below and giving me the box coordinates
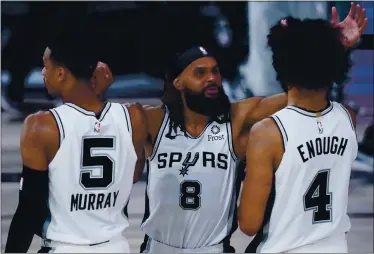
[166,46,213,81]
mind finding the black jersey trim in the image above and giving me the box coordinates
[286,101,333,118]
[121,104,132,137]
[97,102,111,122]
[339,104,357,142]
[140,160,151,253]
[225,119,239,161]
[65,103,95,116]
[220,160,244,252]
[271,115,288,150]
[65,102,111,121]
[148,108,169,161]
[339,104,355,131]
[49,109,65,146]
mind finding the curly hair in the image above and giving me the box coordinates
[267,16,352,91]
[161,74,186,139]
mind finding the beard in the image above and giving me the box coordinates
[184,85,231,119]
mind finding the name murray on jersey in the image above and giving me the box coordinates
[297,136,348,163]
[70,191,119,212]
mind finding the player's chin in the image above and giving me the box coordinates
[204,92,219,99]
[45,88,58,100]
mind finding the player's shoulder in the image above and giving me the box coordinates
[142,104,164,113]
[22,111,56,140]
[123,103,146,121]
[121,103,147,129]
[142,104,165,122]
[249,117,283,148]
[250,117,279,138]
[23,110,55,129]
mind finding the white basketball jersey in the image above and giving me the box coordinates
[43,102,137,245]
[259,101,358,253]
[141,108,240,249]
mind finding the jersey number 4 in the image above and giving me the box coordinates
[80,137,115,190]
[303,169,332,223]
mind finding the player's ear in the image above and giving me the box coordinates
[57,67,66,82]
[173,78,184,91]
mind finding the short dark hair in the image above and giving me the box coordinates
[47,22,98,81]
[267,17,352,91]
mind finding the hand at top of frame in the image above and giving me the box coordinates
[331,2,369,48]
[91,61,114,99]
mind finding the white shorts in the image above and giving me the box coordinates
[39,236,130,253]
[143,237,223,253]
[285,234,348,253]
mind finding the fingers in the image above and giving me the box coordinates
[359,18,369,35]
[348,2,356,19]
[96,62,111,79]
[357,8,366,27]
[350,2,366,26]
[354,4,362,23]
[331,6,339,25]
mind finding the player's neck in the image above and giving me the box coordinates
[183,107,210,132]
[62,82,104,113]
[287,88,329,112]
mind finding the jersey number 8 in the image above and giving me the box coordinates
[180,181,202,210]
[303,169,332,223]
[79,137,115,190]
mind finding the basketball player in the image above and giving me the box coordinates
[90,5,366,252]
[5,33,147,253]
[238,17,359,253]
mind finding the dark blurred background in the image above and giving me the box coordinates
[1,1,373,155]
[1,2,248,107]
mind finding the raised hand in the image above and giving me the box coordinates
[91,61,114,98]
[331,2,369,48]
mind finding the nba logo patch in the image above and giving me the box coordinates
[317,120,323,134]
[94,121,101,133]
[199,47,208,55]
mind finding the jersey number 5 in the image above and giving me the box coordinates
[80,137,115,190]
[303,169,332,223]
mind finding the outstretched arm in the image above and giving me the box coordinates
[233,93,287,131]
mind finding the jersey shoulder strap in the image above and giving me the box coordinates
[270,109,289,150]
[332,101,355,131]
[109,103,133,138]
[49,104,71,146]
